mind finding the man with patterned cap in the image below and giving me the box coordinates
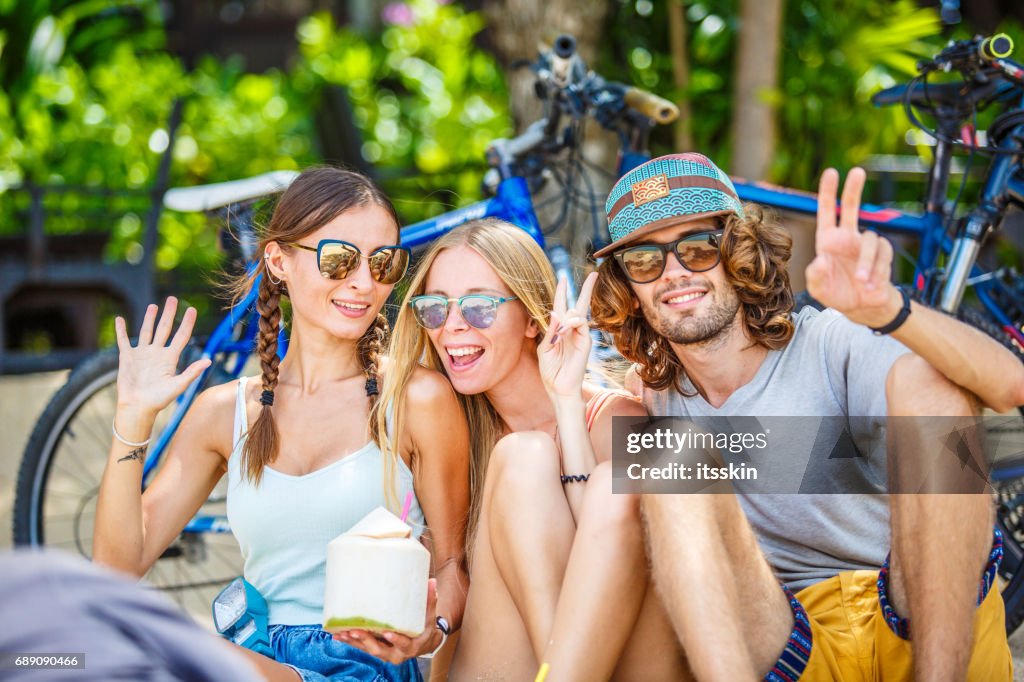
[589,153,1023,680]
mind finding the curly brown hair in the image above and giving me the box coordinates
[591,204,795,394]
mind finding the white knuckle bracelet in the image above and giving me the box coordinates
[112,419,152,448]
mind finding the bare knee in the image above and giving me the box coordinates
[486,431,561,503]
[886,353,977,416]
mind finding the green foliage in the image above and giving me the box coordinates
[0,4,316,283]
[293,0,510,222]
[601,0,942,190]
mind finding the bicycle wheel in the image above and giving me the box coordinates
[954,306,1024,632]
[12,347,243,628]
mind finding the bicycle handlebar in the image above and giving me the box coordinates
[922,33,1018,77]
[980,34,1014,61]
[623,87,680,125]
[530,34,679,135]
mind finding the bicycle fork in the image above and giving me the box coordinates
[939,144,1020,313]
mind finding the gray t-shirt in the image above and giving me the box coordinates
[639,306,910,591]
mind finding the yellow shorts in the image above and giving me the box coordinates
[768,532,1012,681]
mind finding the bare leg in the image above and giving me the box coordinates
[450,432,575,680]
[543,462,689,681]
[642,492,793,681]
[886,354,993,682]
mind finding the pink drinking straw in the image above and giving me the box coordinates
[400,491,414,523]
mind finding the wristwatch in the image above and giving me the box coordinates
[418,616,451,659]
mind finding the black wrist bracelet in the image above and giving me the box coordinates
[560,473,590,484]
[870,288,912,336]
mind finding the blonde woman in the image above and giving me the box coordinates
[377,218,685,680]
[93,167,470,682]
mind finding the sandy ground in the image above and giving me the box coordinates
[2,370,1023,677]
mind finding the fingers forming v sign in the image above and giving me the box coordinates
[115,297,211,417]
[806,168,899,326]
[539,272,598,400]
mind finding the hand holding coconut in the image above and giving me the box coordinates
[324,505,442,662]
[332,578,440,663]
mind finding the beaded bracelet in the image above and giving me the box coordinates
[560,474,590,484]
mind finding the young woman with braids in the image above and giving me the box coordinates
[93,167,470,682]
[378,218,685,681]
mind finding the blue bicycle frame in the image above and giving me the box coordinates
[729,177,1024,351]
[157,114,1024,533]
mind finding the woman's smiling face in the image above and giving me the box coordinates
[422,245,539,395]
[273,203,400,341]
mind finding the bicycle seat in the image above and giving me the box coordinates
[164,171,299,212]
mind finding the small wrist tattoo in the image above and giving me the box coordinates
[117,446,147,464]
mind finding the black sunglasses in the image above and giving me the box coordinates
[613,229,724,284]
[290,239,410,284]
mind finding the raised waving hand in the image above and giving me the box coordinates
[115,297,211,418]
[805,167,903,328]
[539,272,598,401]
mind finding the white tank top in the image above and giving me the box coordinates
[226,376,425,625]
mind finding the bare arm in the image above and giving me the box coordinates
[807,168,1024,413]
[333,368,471,663]
[878,293,1022,413]
[540,274,601,520]
[93,298,229,576]
[407,368,471,636]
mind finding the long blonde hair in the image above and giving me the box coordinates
[374,218,556,548]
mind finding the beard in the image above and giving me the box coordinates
[640,280,741,346]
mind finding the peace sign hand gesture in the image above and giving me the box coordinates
[115,297,211,420]
[539,272,598,402]
[805,167,903,328]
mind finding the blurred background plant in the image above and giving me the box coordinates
[293,1,509,223]
[0,0,1021,357]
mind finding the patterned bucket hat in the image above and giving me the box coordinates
[595,153,744,258]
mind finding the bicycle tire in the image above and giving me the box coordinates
[952,305,1024,632]
[957,305,1024,366]
[12,347,243,627]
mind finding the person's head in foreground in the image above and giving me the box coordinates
[591,152,795,392]
[231,166,408,482]
[378,217,555,530]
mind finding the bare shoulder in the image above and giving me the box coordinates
[404,365,458,407]
[623,364,644,398]
[602,392,647,418]
[177,380,240,461]
[586,388,647,463]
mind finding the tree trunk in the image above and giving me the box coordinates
[730,0,784,180]
[481,0,610,134]
[668,0,692,151]
[481,0,615,260]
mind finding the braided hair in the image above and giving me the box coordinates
[226,166,400,485]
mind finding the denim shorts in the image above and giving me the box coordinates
[269,624,423,682]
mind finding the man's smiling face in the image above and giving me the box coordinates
[622,218,741,346]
